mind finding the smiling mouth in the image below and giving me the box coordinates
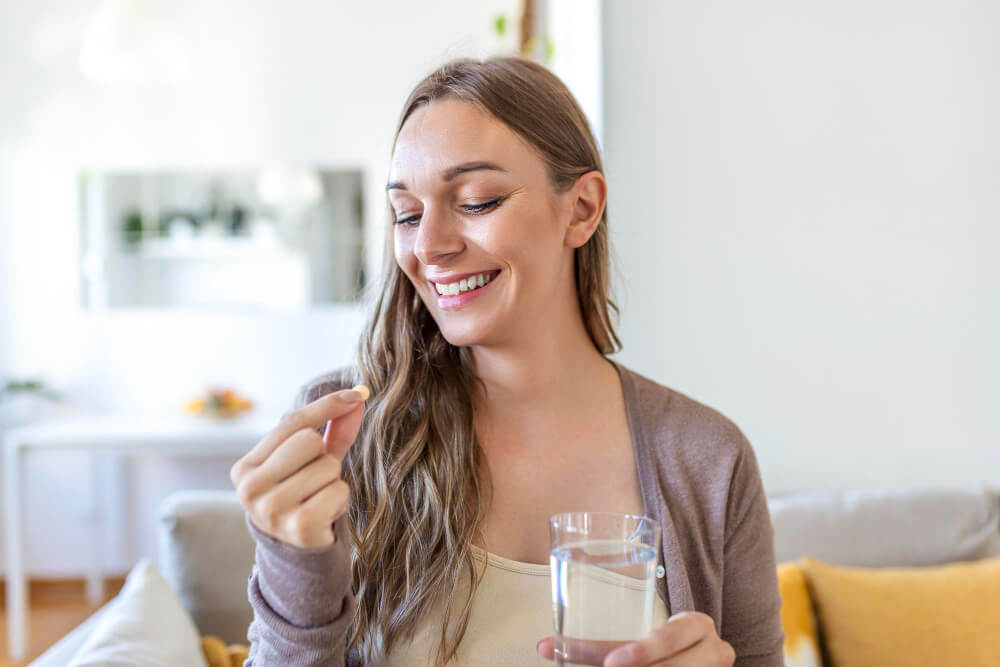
[431,270,501,296]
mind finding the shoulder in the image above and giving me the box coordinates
[289,366,359,412]
[619,363,751,462]
[618,362,766,537]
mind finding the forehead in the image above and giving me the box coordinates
[389,99,540,187]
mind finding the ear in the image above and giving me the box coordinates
[562,171,607,249]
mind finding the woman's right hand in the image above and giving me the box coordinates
[230,385,369,549]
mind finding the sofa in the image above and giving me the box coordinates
[31,483,1000,666]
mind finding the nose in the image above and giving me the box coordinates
[413,206,464,266]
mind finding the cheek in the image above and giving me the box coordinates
[393,231,416,273]
[499,202,563,268]
[393,235,426,293]
[487,198,555,252]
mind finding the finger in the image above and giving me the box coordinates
[604,613,712,666]
[536,637,555,660]
[242,387,369,467]
[307,478,350,523]
[242,427,327,495]
[268,454,342,509]
[656,637,735,667]
[535,637,623,665]
[628,637,735,667]
[283,479,351,547]
[322,399,365,460]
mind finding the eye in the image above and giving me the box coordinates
[462,197,502,215]
[393,196,503,226]
[394,214,420,226]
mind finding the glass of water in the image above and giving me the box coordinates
[549,512,661,666]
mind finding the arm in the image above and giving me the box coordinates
[243,375,359,666]
[720,435,785,667]
[245,516,354,666]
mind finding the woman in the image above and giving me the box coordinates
[230,57,784,666]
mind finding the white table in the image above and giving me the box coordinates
[3,414,277,660]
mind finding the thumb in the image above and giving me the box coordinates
[323,385,368,460]
[536,637,555,661]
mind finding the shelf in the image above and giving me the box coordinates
[121,237,297,261]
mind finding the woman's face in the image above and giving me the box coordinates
[388,99,576,348]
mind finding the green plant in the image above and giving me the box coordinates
[122,209,144,245]
[0,378,63,404]
[494,6,554,64]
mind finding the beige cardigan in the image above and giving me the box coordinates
[245,361,785,665]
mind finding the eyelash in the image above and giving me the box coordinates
[394,197,503,226]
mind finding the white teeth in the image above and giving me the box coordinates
[434,271,498,296]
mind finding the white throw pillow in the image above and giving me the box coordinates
[67,558,208,667]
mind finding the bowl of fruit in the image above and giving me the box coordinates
[184,387,253,419]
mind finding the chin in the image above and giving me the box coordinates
[412,293,482,348]
[427,308,505,348]
[434,322,492,348]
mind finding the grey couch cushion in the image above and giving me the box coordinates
[150,484,1000,650]
[768,483,1000,567]
[157,490,254,645]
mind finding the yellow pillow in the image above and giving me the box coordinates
[201,635,249,667]
[777,561,823,667]
[801,556,1000,666]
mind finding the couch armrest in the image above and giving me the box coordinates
[157,490,254,645]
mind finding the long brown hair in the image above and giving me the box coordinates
[342,56,621,665]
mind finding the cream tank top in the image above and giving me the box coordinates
[382,545,670,666]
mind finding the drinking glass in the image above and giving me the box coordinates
[549,512,661,666]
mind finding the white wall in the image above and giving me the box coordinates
[5,0,997,578]
[548,0,603,143]
[603,0,998,495]
[0,0,519,576]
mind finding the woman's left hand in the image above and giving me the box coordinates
[536,612,736,666]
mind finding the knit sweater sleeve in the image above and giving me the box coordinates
[244,516,354,666]
[243,370,358,666]
[721,434,786,667]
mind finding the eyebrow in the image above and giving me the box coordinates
[386,161,507,192]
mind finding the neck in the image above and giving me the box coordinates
[470,314,615,415]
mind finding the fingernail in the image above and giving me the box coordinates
[339,390,362,402]
[342,384,369,402]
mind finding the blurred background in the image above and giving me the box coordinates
[0,0,996,661]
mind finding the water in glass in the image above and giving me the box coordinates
[550,538,658,665]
